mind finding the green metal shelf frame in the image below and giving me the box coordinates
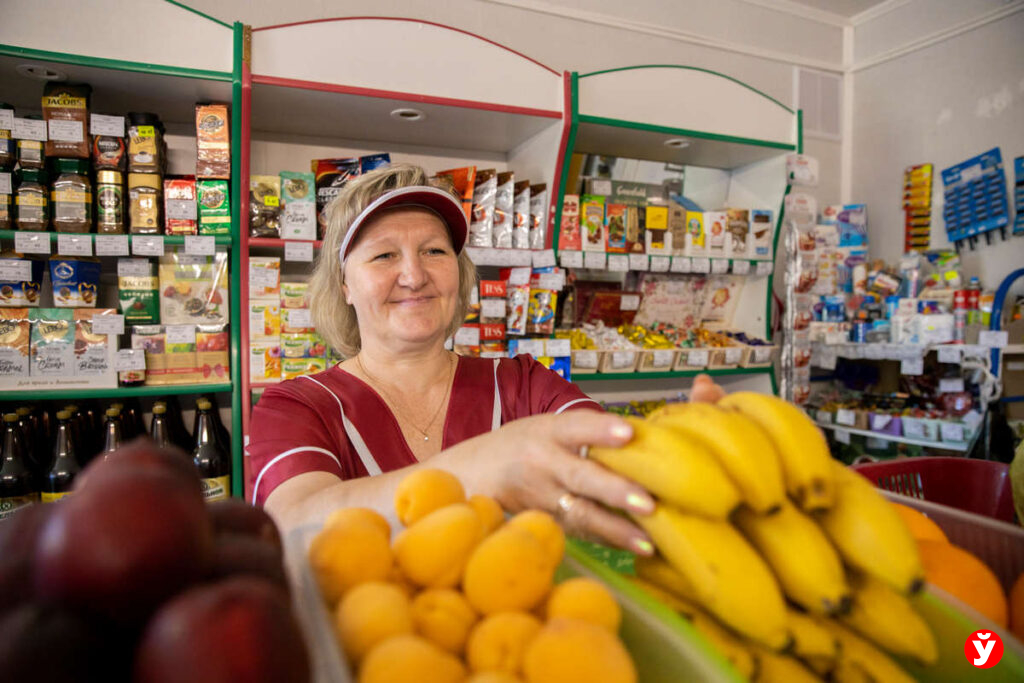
[0,231,233,247]
[0,383,233,401]
[573,366,773,381]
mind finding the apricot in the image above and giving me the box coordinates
[467,673,523,683]
[308,519,392,604]
[522,618,637,683]
[545,577,621,632]
[325,507,391,540]
[359,634,466,683]
[466,611,542,674]
[504,511,564,568]
[393,503,483,588]
[394,469,466,526]
[463,527,556,615]
[335,581,413,663]
[412,588,479,654]
[468,494,506,535]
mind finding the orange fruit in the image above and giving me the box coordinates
[1010,572,1024,642]
[466,611,543,674]
[394,468,466,527]
[411,588,479,654]
[545,577,622,633]
[918,540,1008,626]
[522,617,637,683]
[463,526,557,615]
[890,503,947,543]
[325,507,392,539]
[393,502,484,588]
[359,634,466,683]
[504,511,565,568]
[468,494,506,535]
[308,518,393,604]
[335,581,413,663]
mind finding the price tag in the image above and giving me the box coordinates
[536,273,564,291]
[939,377,965,393]
[691,257,712,274]
[57,234,92,256]
[711,259,730,274]
[836,409,856,426]
[114,349,147,371]
[166,325,196,345]
[652,349,675,367]
[834,429,851,445]
[0,109,13,129]
[611,351,635,369]
[287,308,312,329]
[184,235,215,256]
[756,261,774,275]
[532,250,556,268]
[978,330,1009,348]
[507,267,531,286]
[731,260,750,275]
[628,254,649,271]
[687,349,709,366]
[937,346,961,364]
[900,358,924,375]
[263,195,279,207]
[819,349,837,370]
[90,313,124,335]
[284,240,314,263]
[903,420,925,439]
[649,256,670,272]
[95,234,130,256]
[454,325,480,347]
[0,259,32,280]
[117,258,150,277]
[14,231,51,254]
[167,199,198,221]
[545,339,571,357]
[960,345,986,359]
[583,252,606,270]
[132,235,164,256]
[516,339,545,357]
[574,350,599,369]
[90,114,125,137]
[481,299,506,319]
[13,117,47,141]
[48,120,83,143]
[0,172,10,195]
[559,250,583,268]
[866,437,889,450]
[136,125,155,138]
[724,348,742,364]
[670,257,692,273]
[620,295,640,311]
[940,422,964,442]
[607,254,629,272]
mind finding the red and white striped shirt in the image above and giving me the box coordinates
[247,355,600,505]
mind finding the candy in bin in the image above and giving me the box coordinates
[526,288,557,335]
[506,283,530,335]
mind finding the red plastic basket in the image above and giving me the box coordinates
[851,456,1015,524]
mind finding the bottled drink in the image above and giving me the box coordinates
[100,408,123,459]
[165,396,193,453]
[966,277,982,325]
[205,394,232,454]
[192,399,230,502]
[150,403,172,450]
[0,413,38,521]
[42,410,80,503]
[14,407,40,485]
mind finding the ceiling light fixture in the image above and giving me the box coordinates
[16,64,67,81]
[663,138,690,149]
[390,108,424,122]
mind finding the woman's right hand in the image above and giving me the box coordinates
[444,411,656,556]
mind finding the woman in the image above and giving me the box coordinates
[249,164,724,553]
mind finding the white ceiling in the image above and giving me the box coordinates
[784,0,892,19]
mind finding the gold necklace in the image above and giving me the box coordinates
[357,353,454,442]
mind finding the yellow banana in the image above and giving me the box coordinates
[633,554,702,603]
[718,391,834,511]
[786,608,838,676]
[633,504,789,649]
[816,618,916,683]
[589,417,741,520]
[751,646,825,683]
[734,501,851,615]
[647,401,786,513]
[840,572,938,665]
[814,461,925,595]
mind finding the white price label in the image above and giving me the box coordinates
[607,254,629,272]
[979,330,1009,348]
[536,273,564,291]
[0,172,10,195]
[516,339,545,357]
[0,259,32,281]
[532,250,556,268]
[866,437,888,450]
[480,299,506,319]
[95,235,130,256]
[939,377,965,393]
[184,235,215,256]
[670,257,692,273]
[711,259,730,274]
[903,420,925,439]
[13,117,47,141]
[57,234,92,256]
[691,257,712,274]
[0,109,13,129]
[454,326,480,347]
[836,409,856,426]
[731,260,750,275]
[287,308,312,329]
[819,350,837,370]
[90,114,125,137]
[940,422,964,442]
[545,339,571,357]
[628,254,649,271]
[284,240,314,263]
[90,313,124,335]
[756,261,774,275]
[507,267,531,286]
[724,348,742,364]
[559,250,583,268]
[583,252,606,270]
[167,199,198,221]
[114,349,147,371]
[960,345,986,359]
[834,428,851,445]
[936,346,961,364]
[652,349,675,367]
[649,256,670,272]
[900,358,924,375]
[611,351,635,369]
[132,235,164,256]
[574,350,599,369]
[14,231,51,254]
[687,349,709,367]
[48,119,84,143]
[249,266,279,289]
[166,325,196,345]
[620,295,640,311]
[117,258,150,277]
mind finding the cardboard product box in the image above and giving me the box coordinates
[0,308,31,380]
[725,209,749,259]
[130,325,166,383]
[158,250,229,326]
[0,257,44,307]
[685,211,706,257]
[164,177,198,235]
[645,204,670,256]
[281,332,326,359]
[704,211,728,257]
[280,306,314,334]
[196,180,231,235]
[196,324,229,383]
[30,308,75,377]
[559,194,581,251]
[74,309,116,379]
[280,171,317,241]
[248,256,281,300]
[605,203,628,253]
[282,356,326,380]
[250,341,281,383]
[667,202,687,257]
[249,300,281,339]
[750,209,773,259]
[119,271,159,325]
[625,204,644,254]
[49,257,101,308]
[280,281,310,309]
[580,195,606,252]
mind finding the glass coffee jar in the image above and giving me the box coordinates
[51,158,92,233]
[96,170,125,234]
[14,168,49,231]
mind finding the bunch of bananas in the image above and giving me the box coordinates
[589,392,936,682]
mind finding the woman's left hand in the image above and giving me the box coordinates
[690,373,726,403]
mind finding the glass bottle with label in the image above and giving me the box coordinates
[100,407,122,459]
[166,395,193,453]
[51,158,92,233]
[128,172,161,234]
[150,403,171,449]
[14,168,49,231]
[14,407,40,487]
[192,399,230,501]
[95,169,124,234]
[0,413,38,521]
[43,410,80,503]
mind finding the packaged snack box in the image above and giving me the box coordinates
[196,324,229,383]
[558,194,581,251]
[249,300,281,339]
[685,211,706,257]
[131,325,166,383]
[49,257,101,308]
[605,203,628,253]
[195,103,230,179]
[645,204,670,256]
[580,195,606,252]
[0,255,44,307]
[0,308,30,378]
[668,202,687,256]
[74,309,116,379]
[626,204,644,254]
[118,268,160,325]
[704,211,728,256]
[750,209,773,259]
[158,249,229,325]
[164,177,198,235]
[30,308,75,376]
[197,180,230,235]
[725,209,749,259]
[280,171,316,241]
[250,341,281,383]
[282,356,326,380]
[280,281,310,309]
[249,174,281,238]
[249,256,281,299]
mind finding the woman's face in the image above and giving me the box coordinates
[342,206,460,352]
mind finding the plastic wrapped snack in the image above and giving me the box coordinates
[249,175,281,238]
[492,171,514,248]
[469,169,496,247]
[158,249,229,325]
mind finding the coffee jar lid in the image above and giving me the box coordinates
[52,158,89,175]
[96,169,123,184]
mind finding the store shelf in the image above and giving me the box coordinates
[816,422,970,452]
[1002,344,1024,354]
[0,383,233,402]
[0,230,233,248]
[574,366,772,382]
[248,237,324,250]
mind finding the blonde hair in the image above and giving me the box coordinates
[309,163,477,358]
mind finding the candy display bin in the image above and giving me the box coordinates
[569,349,602,375]
[636,348,679,373]
[673,347,710,372]
[868,412,902,436]
[598,349,641,373]
[739,343,777,368]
